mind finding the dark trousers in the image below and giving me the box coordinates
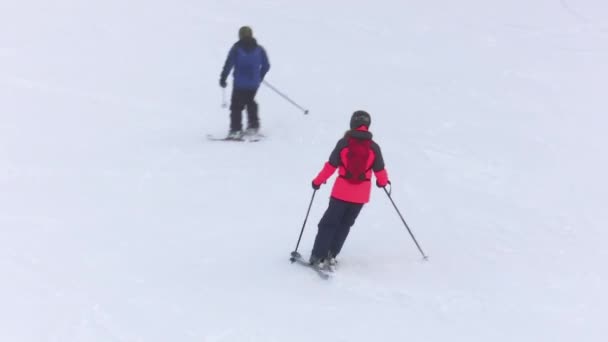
[311,197,364,259]
[230,88,259,132]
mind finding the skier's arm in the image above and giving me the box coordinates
[313,163,337,187]
[371,142,389,187]
[312,139,346,186]
[260,47,270,80]
[220,47,237,83]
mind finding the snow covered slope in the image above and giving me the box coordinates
[1,1,607,341]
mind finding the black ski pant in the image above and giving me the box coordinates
[311,197,364,260]
[230,87,259,132]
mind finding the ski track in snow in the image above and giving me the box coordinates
[559,0,590,23]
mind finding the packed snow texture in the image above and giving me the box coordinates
[1,1,607,341]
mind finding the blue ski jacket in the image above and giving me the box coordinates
[220,38,270,89]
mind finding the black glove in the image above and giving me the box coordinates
[312,181,321,190]
[219,78,227,88]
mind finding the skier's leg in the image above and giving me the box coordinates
[230,88,246,132]
[311,198,346,262]
[329,202,364,258]
[245,88,259,130]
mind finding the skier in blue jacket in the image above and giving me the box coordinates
[219,26,270,139]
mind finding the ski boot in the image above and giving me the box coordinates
[327,252,338,272]
[226,130,243,140]
[245,127,259,136]
[309,255,326,270]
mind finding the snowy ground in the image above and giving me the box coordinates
[1,1,608,341]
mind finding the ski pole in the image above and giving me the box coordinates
[290,189,317,262]
[383,187,429,260]
[262,80,309,115]
[221,88,228,108]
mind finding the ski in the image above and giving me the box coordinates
[206,134,245,142]
[206,133,264,142]
[244,134,264,142]
[290,255,331,279]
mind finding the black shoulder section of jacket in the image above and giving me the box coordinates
[328,138,348,167]
[370,140,385,172]
[327,130,376,167]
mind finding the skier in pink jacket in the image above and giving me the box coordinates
[310,111,390,267]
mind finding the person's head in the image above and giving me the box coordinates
[238,26,253,40]
[350,110,371,129]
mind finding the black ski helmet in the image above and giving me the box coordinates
[238,26,253,39]
[350,110,371,129]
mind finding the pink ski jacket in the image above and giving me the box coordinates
[312,127,389,204]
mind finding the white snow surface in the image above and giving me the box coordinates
[1,1,608,341]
